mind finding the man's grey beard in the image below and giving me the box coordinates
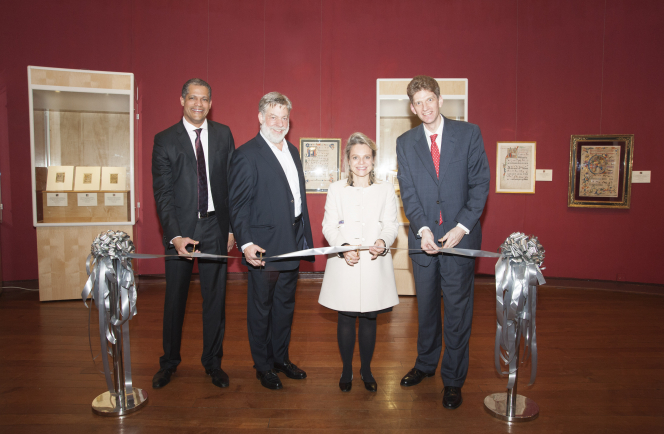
[260,122,289,145]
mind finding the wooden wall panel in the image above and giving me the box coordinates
[49,111,131,168]
[378,80,466,96]
[37,225,133,301]
[30,68,131,90]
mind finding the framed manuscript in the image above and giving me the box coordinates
[45,166,75,191]
[495,142,536,194]
[300,138,341,193]
[74,166,101,191]
[568,134,634,209]
[100,167,127,191]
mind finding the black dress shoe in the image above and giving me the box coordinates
[256,369,283,390]
[152,367,176,389]
[442,386,463,409]
[205,368,229,388]
[400,368,435,386]
[339,380,352,392]
[273,359,307,379]
[361,375,377,393]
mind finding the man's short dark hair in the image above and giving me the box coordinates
[406,75,440,102]
[181,78,212,99]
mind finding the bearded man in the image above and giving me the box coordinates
[228,92,314,390]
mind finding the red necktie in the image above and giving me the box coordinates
[430,134,442,226]
[194,128,208,214]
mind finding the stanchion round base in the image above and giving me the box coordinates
[92,388,148,417]
[484,393,539,423]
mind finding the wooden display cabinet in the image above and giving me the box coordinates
[377,79,469,295]
[28,66,135,301]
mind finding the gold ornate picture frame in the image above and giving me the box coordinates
[568,134,634,209]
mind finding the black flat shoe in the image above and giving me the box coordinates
[442,386,463,409]
[256,369,283,390]
[205,367,229,388]
[152,367,176,389]
[361,374,377,393]
[400,368,434,387]
[273,359,307,379]
[339,380,352,392]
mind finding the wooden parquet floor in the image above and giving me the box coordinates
[1,277,663,433]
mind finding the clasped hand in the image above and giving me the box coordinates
[421,227,465,255]
[343,239,386,266]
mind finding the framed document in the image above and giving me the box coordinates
[495,142,536,194]
[300,138,341,193]
[100,167,127,191]
[568,134,634,209]
[74,166,101,191]
[45,166,75,191]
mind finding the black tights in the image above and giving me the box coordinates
[337,312,376,383]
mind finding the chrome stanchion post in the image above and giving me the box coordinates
[110,274,126,411]
[485,232,544,423]
[89,244,147,417]
[484,334,539,422]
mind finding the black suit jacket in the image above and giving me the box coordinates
[152,119,235,251]
[229,133,314,270]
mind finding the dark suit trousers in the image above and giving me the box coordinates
[412,254,475,388]
[246,218,305,372]
[160,215,227,371]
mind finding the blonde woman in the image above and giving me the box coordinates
[319,132,399,392]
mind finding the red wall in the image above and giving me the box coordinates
[1,0,662,284]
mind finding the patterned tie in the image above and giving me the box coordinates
[430,134,442,226]
[194,128,208,214]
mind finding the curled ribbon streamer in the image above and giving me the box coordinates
[82,230,137,397]
[494,232,545,389]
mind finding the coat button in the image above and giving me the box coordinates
[435,220,439,224]
[291,200,294,203]
[437,200,440,204]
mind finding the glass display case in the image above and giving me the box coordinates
[375,79,468,295]
[28,66,135,300]
[29,66,135,226]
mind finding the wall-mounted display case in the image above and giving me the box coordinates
[376,78,469,295]
[28,66,135,300]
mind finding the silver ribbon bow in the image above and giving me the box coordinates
[494,232,546,389]
[82,230,137,396]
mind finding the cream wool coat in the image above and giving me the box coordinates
[319,180,399,313]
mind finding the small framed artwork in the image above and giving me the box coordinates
[300,138,341,193]
[495,141,536,194]
[74,166,101,191]
[100,167,127,191]
[45,166,75,191]
[568,134,634,209]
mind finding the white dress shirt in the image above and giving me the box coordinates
[418,115,470,237]
[260,131,302,217]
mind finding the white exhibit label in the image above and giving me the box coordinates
[105,193,125,206]
[78,193,98,207]
[46,193,68,207]
[632,171,651,183]
[535,169,552,181]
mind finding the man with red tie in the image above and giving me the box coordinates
[396,75,490,409]
[151,78,235,390]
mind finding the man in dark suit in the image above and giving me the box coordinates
[229,92,314,390]
[396,76,490,409]
[151,78,235,389]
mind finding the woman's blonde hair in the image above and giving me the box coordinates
[344,132,377,186]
